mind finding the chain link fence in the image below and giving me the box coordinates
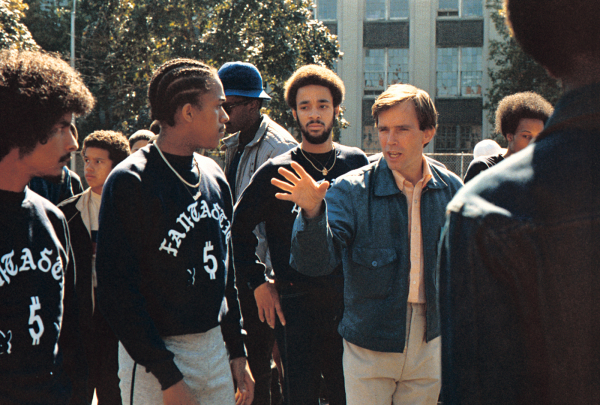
[425,153,473,179]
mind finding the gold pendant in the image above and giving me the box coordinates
[322,168,328,175]
[193,190,202,200]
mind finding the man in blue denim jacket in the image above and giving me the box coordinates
[273,84,462,405]
[438,1,600,404]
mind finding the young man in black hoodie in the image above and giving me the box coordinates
[0,49,95,405]
[59,130,130,404]
[95,58,253,405]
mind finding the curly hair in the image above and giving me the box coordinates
[0,50,95,160]
[82,130,130,168]
[495,92,554,137]
[284,65,345,110]
[506,0,600,78]
[372,84,438,131]
[148,58,217,127]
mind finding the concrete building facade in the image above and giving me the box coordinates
[314,0,496,154]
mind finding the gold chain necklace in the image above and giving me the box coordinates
[300,146,337,176]
[155,143,202,200]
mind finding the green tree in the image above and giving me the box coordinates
[485,0,561,144]
[21,0,71,55]
[0,0,38,50]
[71,0,339,140]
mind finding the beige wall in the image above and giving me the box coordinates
[331,0,493,151]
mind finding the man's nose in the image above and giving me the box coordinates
[66,126,78,152]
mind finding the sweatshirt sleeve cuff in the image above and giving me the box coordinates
[248,273,270,291]
[228,342,247,360]
[152,359,184,391]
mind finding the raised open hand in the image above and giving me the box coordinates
[271,161,329,218]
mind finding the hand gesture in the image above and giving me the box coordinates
[230,357,254,405]
[254,281,286,328]
[271,161,329,218]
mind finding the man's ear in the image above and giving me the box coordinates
[506,133,514,143]
[334,105,340,118]
[177,103,194,124]
[423,127,435,145]
[292,109,298,120]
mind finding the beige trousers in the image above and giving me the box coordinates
[343,303,441,405]
[118,326,235,405]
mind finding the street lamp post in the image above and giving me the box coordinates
[70,0,77,172]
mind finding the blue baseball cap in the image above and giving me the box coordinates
[218,62,271,100]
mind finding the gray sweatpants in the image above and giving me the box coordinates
[118,326,236,405]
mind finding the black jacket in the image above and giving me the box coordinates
[439,83,600,404]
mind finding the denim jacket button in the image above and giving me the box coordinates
[372,261,377,267]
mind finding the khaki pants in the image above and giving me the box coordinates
[343,303,441,405]
[118,326,235,405]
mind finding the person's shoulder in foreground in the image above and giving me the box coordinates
[440,0,600,401]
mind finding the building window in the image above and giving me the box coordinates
[365,0,409,20]
[436,47,482,97]
[435,124,482,152]
[316,0,337,21]
[438,0,483,17]
[362,124,381,154]
[364,48,409,94]
[362,99,382,154]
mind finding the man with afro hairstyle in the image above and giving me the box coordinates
[59,130,130,405]
[95,58,253,405]
[232,65,368,405]
[463,91,553,183]
[439,0,600,403]
[0,49,94,405]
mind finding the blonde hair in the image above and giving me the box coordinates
[372,84,438,130]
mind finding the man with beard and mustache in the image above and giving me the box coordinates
[0,49,95,405]
[275,84,462,405]
[28,123,84,206]
[232,65,368,405]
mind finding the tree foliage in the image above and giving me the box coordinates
[485,0,561,142]
[0,0,38,50]
[22,0,340,141]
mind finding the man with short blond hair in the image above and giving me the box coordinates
[276,84,462,405]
